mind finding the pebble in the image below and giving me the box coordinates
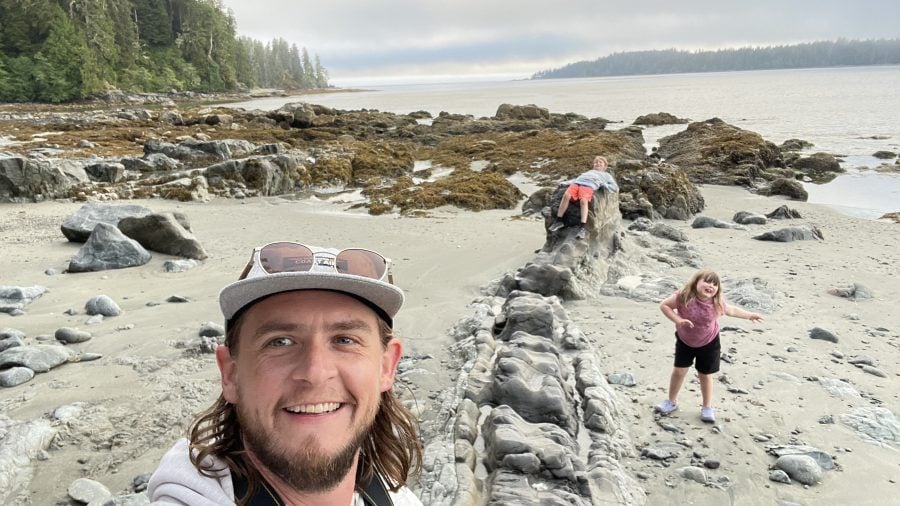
[68,478,111,504]
[166,295,190,303]
[703,459,720,469]
[769,470,791,484]
[0,366,35,387]
[85,295,122,317]
[55,327,92,344]
[809,327,839,343]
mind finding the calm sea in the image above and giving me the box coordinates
[228,66,900,220]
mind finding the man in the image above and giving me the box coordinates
[548,155,619,239]
[149,242,423,505]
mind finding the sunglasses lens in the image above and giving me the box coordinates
[258,242,315,274]
[335,249,388,280]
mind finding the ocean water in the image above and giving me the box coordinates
[227,66,900,220]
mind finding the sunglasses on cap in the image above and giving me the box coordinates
[238,241,394,284]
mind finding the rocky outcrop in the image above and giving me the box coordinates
[0,156,87,203]
[656,118,782,186]
[494,103,551,121]
[632,112,689,126]
[615,160,704,220]
[791,152,843,183]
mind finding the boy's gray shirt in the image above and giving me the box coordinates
[570,169,619,193]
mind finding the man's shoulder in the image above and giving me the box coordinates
[148,438,234,505]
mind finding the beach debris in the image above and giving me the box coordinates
[827,283,873,300]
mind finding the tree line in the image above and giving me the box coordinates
[0,0,329,103]
[532,39,900,79]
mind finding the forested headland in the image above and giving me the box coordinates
[532,39,900,79]
[0,0,329,103]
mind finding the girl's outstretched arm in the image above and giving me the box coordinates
[725,304,764,322]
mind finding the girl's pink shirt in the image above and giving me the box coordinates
[675,291,723,347]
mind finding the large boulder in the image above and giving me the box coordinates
[656,118,781,186]
[632,112,689,126]
[791,152,843,182]
[84,162,125,183]
[204,155,308,195]
[68,223,152,272]
[118,213,208,260]
[494,104,551,121]
[61,203,153,242]
[763,178,808,201]
[0,156,86,203]
[615,160,704,220]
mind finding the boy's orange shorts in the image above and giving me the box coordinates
[565,184,594,202]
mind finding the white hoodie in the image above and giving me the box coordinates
[148,438,422,505]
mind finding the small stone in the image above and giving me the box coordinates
[809,327,839,343]
[703,459,720,469]
[198,321,225,338]
[166,295,190,303]
[85,295,122,317]
[85,314,104,325]
[0,366,35,387]
[68,477,111,503]
[769,470,791,484]
[54,327,92,344]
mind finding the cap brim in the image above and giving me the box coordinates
[219,271,404,324]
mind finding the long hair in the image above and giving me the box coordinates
[678,269,725,315]
[188,317,422,505]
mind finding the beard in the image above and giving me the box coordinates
[237,405,376,493]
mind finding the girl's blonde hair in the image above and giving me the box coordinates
[679,270,725,315]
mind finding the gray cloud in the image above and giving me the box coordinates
[219,0,900,84]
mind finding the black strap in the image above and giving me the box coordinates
[230,468,394,506]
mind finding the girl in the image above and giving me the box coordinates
[656,270,763,423]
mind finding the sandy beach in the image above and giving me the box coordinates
[2,184,899,505]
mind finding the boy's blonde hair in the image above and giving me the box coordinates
[679,269,725,315]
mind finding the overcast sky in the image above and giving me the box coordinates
[218,1,900,86]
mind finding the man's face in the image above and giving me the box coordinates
[216,290,402,492]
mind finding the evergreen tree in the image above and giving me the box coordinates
[314,54,328,88]
[301,46,314,88]
[31,7,90,102]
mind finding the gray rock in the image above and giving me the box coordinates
[774,455,822,485]
[703,459,720,469]
[68,223,152,272]
[677,466,707,484]
[85,295,122,316]
[68,477,112,504]
[732,211,767,225]
[61,203,152,242]
[166,295,190,303]
[840,407,900,447]
[691,215,740,229]
[809,327,838,343]
[0,328,26,341]
[647,222,688,242]
[641,446,678,460]
[767,445,834,470]
[768,469,791,484]
[118,213,208,260]
[754,225,824,242]
[766,205,802,219]
[198,322,225,338]
[765,178,808,201]
[163,259,199,272]
[0,344,75,372]
[54,327,92,344]
[0,156,84,203]
[0,285,48,313]
[84,162,125,183]
[606,372,636,387]
[818,378,860,398]
[85,314,104,325]
[0,367,35,387]
[860,365,887,378]
[0,336,25,352]
[847,355,875,366]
